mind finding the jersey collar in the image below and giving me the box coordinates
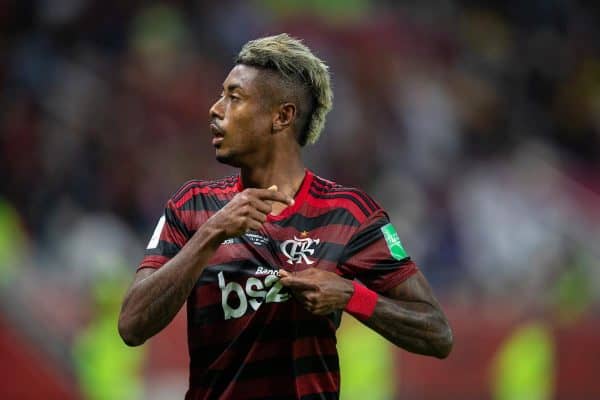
[235,169,314,222]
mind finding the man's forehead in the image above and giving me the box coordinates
[222,64,264,91]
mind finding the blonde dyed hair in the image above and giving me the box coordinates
[235,33,333,146]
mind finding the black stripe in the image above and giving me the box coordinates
[144,240,180,258]
[271,208,360,230]
[179,193,230,212]
[172,180,207,202]
[165,206,192,238]
[257,392,339,400]
[312,178,378,212]
[197,354,339,393]
[206,176,238,189]
[330,188,377,212]
[312,176,336,188]
[338,217,388,263]
[172,176,237,202]
[188,303,224,326]
[244,355,339,381]
[356,257,412,284]
[190,318,336,362]
[300,393,339,400]
[308,190,371,219]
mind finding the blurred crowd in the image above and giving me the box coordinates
[1,0,600,397]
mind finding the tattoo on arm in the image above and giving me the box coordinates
[132,270,196,340]
[359,272,453,358]
[119,229,221,345]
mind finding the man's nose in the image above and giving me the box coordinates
[209,97,224,120]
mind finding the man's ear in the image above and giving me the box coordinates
[272,103,296,133]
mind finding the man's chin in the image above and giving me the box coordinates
[215,151,242,168]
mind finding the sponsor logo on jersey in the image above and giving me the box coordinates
[381,223,408,260]
[255,266,279,276]
[280,235,320,265]
[218,270,290,320]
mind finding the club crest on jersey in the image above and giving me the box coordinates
[280,235,320,265]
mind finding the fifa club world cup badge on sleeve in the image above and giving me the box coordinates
[381,223,408,260]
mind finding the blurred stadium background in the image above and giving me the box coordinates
[1,0,600,399]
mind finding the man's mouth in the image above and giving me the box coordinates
[210,122,225,146]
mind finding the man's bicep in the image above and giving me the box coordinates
[126,267,157,293]
[383,270,442,308]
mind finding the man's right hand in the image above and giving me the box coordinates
[204,186,294,241]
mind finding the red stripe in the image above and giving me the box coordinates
[178,209,214,228]
[174,185,238,209]
[309,188,374,216]
[172,180,205,201]
[191,335,337,368]
[162,213,188,247]
[376,260,419,292]
[173,177,238,201]
[137,255,169,271]
[187,371,339,399]
[297,372,340,397]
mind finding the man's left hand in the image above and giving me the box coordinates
[278,269,354,315]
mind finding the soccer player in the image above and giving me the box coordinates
[118,33,453,399]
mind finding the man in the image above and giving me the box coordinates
[119,33,453,399]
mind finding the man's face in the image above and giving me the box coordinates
[209,64,274,167]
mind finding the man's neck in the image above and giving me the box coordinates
[240,155,306,201]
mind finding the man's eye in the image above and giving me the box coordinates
[230,95,240,101]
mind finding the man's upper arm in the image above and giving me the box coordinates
[383,269,443,310]
[123,267,157,298]
[338,209,418,292]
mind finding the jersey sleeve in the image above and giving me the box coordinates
[337,209,417,293]
[137,198,189,271]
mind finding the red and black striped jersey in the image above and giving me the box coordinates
[139,170,418,400]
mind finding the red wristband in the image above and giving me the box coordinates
[345,281,378,320]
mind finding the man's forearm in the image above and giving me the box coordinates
[278,267,453,358]
[118,225,222,346]
[361,295,453,358]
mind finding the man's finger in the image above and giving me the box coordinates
[251,199,273,215]
[253,188,294,206]
[278,269,291,279]
[247,208,267,224]
[278,272,317,291]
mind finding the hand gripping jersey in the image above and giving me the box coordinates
[139,170,417,400]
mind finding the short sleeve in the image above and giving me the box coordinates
[137,199,189,271]
[337,209,417,293]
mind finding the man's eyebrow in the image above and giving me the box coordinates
[224,83,243,92]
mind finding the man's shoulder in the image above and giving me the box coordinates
[310,173,384,223]
[169,175,239,207]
